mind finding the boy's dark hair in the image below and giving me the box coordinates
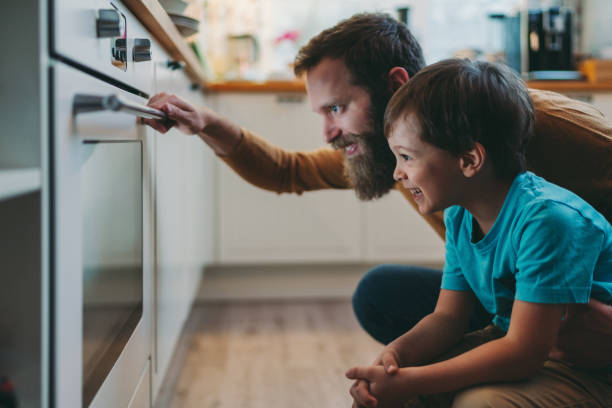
[384,58,534,180]
[294,13,425,119]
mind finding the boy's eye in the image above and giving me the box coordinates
[400,154,412,161]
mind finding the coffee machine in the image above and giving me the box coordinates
[493,6,581,80]
[526,6,578,77]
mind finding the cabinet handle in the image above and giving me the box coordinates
[73,94,168,120]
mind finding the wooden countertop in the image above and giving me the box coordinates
[122,1,612,94]
[207,79,612,93]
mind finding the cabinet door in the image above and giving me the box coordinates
[152,56,215,400]
[211,92,363,263]
[592,93,612,118]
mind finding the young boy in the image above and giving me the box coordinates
[346,59,612,408]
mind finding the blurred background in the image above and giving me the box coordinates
[164,0,612,81]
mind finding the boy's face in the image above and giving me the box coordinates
[387,114,464,214]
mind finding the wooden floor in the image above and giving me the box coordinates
[156,299,382,408]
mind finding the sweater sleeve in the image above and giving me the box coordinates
[219,128,350,194]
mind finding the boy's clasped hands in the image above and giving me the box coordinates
[346,344,408,408]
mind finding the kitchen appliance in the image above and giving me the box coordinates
[525,6,579,78]
[490,6,581,79]
[51,1,159,406]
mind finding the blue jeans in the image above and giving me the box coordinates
[352,264,493,345]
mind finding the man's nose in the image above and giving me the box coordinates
[323,118,341,144]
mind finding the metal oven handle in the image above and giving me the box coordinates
[73,93,168,120]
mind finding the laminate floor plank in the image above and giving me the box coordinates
[163,300,382,408]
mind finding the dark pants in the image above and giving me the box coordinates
[352,264,493,345]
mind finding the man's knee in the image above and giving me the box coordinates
[353,265,393,299]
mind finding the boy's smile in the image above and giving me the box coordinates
[388,114,464,214]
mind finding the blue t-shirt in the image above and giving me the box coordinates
[441,171,612,331]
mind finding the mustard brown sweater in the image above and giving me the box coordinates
[220,89,612,239]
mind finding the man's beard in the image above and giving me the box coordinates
[331,117,396,201]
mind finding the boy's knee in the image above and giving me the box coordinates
[452,387,517,408]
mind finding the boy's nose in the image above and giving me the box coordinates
[393,166,407,182]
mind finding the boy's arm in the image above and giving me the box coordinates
[348,289,475,407]
[387,289,476,366]
[348,300,564,406]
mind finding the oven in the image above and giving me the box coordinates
[51,1,158,406]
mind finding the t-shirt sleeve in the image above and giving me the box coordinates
[514,201,605,304]
[441,207,471,291]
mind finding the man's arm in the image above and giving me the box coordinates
[144,92,243,155]
[144,93,350,194]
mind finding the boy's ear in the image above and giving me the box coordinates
[388,67,410,92]
[460,142,486,178]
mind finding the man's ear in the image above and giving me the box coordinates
[460,142,486,178]
[388,67,410,92]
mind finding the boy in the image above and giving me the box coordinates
[346,59,612,407]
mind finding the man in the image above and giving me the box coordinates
[145,11,612,397]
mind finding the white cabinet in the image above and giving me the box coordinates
[363,191,445,262]
[592,93,612,118]
[209,92,445,264]
[151,50,215,403]
[210,92,364,263]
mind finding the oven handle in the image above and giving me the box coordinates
[73,93,168,120]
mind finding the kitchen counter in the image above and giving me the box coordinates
[123,1,612,95]
[206,79,612,93]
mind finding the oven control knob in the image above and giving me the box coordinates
[133,39,152,62]
[96,9,121,38]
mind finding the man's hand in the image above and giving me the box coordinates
[346,366,410,408]
[349,346,402,408]
[143,93,242,155]
[549,299,612,368]
[144,93,207,135]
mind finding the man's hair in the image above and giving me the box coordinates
[294,13,425,118]
[384,58,534,180]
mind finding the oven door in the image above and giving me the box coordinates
[51,62,154,408]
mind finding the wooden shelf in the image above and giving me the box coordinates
[122,0,207,88]
[0,169,41,201]
[204,79,612,94]
[206,80,307,93]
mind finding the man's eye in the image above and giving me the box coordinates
[330,105,341,113]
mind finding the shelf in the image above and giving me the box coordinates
[122,0,207,88]
[0,168,41,201]
[206,80,307,93]
[205,79,612,94]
